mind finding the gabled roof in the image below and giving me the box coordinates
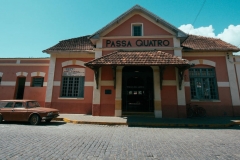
[85,50,190,68]
[42,35,94,53]
[182,35,240,52]
[89,5,188,42]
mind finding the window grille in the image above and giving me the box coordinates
[61,76,84,98]
[132,25,142,36]
[32,77,44,87]
[189,68,218,100]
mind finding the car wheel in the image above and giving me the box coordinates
[29,114,41,125]
[0,115,3,123]
[45,119,52,123]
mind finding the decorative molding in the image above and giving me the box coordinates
[16,72,28,77]
[31,72,46,77]
[62,60,86,67]
[189,59,216,67]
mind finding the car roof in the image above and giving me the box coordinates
[0,100,37,102]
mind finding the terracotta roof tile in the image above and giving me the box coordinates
[182,35,240,52]
[85,51,190,68]
[42,35,94,53]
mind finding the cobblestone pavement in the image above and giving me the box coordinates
[0,122,240,160]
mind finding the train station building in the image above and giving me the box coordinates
[1,5,240,118]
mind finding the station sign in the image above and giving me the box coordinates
[62,68,85,76]
[105,39,172,48]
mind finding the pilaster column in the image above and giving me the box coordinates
[175,67,187,118]
[152,66,162,118]
[226,53,240,106]
[45,54,56,107]
[115,66,123,116]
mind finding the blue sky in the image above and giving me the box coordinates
[0,0,240,58]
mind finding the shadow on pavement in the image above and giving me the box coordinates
[0,120,66,126]
[123,116,240,129]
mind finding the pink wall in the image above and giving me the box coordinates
[49,58,94,113]
[106,14,172,36]
[0,63,49,107]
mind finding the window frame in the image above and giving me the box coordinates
[60,76,85,98]
[131,23,143,36]
[189,68,219,100]
[0,77,1,85]
[31,77,44,87]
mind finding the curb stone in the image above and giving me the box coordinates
[53,118,235,128]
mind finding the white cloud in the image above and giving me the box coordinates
[179,24,216,37]
[178,24,240,52]
[217,25,240,47]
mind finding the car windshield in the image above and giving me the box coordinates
[27,101,40,108]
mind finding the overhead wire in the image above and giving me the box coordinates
[188,0,207,34]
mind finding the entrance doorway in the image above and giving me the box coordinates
[122,66,154,113]
[15,77,26,99]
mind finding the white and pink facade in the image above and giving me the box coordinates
[1,5,240,118]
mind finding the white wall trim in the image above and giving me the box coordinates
[115,110,122,117]
[16,72,28,77]
[154,110,162,118]
[62,60,86,67]
[53,81,61,86]
[162,80,176,86]
[217,82,230,87]
[25,82,30,86]
[0,81,16,86]
[85,82,94,86]
[131,23,144,36]
[101,81,114,86]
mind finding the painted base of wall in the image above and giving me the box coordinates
[232,106,240,116]
[92,104,100,116]
[178,105,187,118]
[154,110,162,118]
[115,110,122,117]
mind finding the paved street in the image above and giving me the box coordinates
[0,122,240,160]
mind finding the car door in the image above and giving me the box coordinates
[11,102,28,121]
[0,102,14,121]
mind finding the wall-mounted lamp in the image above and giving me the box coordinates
[227,53,229,59]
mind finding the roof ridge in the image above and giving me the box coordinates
[59,35,90,42]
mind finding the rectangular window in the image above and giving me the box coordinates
[189,68,218,100]
[32,77,44,87]
[132,24,142,36]
[61,76,84,98]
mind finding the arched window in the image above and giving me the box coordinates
[31,72,45,87]
[60,67,85,98]
[189,68,218,100]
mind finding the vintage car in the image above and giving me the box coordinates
[0,100,59,125]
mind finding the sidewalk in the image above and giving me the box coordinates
[54,114,240,128]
